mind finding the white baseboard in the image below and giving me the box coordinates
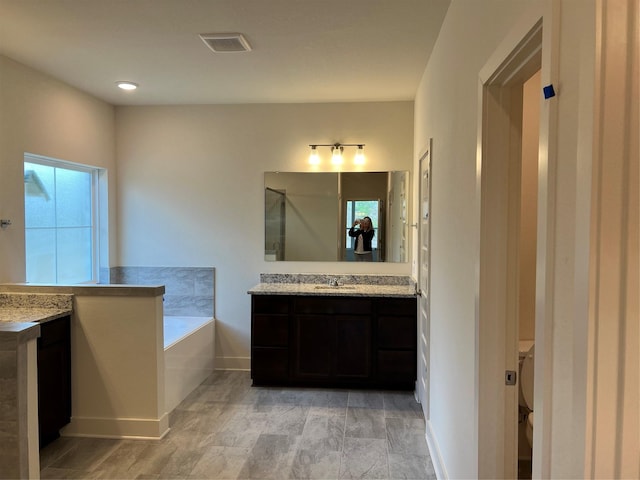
[61,413,169,440]
[214,355,250,371]
[426,419,448,480]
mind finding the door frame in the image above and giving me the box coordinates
[417,140,432,420]
[475,9,558,478]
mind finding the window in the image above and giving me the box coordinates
[345,199,379,250]
[24,155,100,284]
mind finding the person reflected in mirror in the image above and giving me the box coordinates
[349,216,375,262]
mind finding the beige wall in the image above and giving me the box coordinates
[115,102,413,370]
[586,0,639,477]
[0,56,116,283]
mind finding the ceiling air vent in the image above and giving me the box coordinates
[199,33,252,53]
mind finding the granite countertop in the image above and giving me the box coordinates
[0,307,72,324]
[0,293,73,325]
[248,272,418,298]
[248,282,416,297]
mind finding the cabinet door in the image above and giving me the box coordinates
[37,317,71,446]
[334,315,371,379]
[252,315,288,347]
[293,315,332,379]
[252,347,289,382]
[377,316,417,349]
[377,350,416,382]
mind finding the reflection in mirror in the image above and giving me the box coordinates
[264,171,409,262]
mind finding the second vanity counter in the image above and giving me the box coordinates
[248,273,417,297]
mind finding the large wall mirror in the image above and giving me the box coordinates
[265,171,409,262]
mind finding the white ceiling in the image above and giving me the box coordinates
[0,0,450,106]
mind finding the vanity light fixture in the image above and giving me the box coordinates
[308,143,366,166]
[309,145,321,165]
[116,81,138,91]
[331,145,344,165]
[354,145,365,165]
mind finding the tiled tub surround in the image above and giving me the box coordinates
[0,293,73,480]
[108,266,214,317]
[249,274,416,297]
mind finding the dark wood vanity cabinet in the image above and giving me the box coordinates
[375,298,418,385]
[251,296,290,382]
[251,294,416,389]
[37,315,71,447]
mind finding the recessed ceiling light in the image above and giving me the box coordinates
[116,81,138,91]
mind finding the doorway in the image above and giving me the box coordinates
[344,199,382,261]
[516,69,541,479]
[476,20,543,479]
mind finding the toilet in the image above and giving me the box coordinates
[519,343,535,448]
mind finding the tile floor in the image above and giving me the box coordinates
[40,371,436,479]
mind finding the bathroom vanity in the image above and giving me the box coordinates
[0,295,73,447]
[249,275,417,390]
[0,292,73,476]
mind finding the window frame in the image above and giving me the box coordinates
[24,153,101,284]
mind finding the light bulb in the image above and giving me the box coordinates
[309,146,320,165]
[116,81,138,91]
[331,145,343,165]
[354,145,365,165]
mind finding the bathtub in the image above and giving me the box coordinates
[164,316,215,413]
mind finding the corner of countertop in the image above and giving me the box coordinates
[0,321,40,344]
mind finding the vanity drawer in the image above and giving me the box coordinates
[295,296,371,315]
[252,295,291,314]
[375,298,416,316]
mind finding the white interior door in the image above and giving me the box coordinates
[417,141,432,418]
